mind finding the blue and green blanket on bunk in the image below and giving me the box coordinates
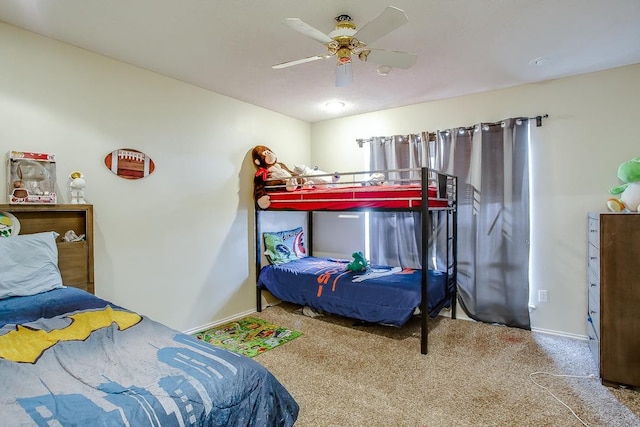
[0,287,299,426]
[258,256,451,327]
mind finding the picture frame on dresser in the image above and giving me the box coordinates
[0,204,94,294]
[587,211,640,389]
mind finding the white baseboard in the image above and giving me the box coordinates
[184,305,588,343]
[182,308,255,335]
[441,307,588,341]
[531,326,588,341]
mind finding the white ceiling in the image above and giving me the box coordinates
[1,1,639,123]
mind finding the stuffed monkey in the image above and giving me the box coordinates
[252,145,303,209]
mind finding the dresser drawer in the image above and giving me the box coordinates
[588,217,600,248]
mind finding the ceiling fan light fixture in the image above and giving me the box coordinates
[335,62,353,87]
[274,6,415,87]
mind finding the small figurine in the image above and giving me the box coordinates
[62,230,85,242]
[69,171,86,204]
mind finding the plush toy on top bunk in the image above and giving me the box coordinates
[607,157,640,213]
[252,145,341,209]
[293,164,340,188]
[252,145,306,209]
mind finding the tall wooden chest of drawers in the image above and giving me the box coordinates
[587,212,640,388]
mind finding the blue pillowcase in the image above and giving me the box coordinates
[0,231,64,299]
[263,227,306,265]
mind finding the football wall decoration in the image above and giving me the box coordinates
[104,149,155,180]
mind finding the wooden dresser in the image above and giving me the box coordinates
[0,204,94,294]
[587,212,640,388]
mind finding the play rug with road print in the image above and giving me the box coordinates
[194,317,302,358]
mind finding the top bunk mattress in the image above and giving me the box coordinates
[266,184,448,210]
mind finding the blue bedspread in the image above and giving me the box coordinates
[0,287,298,426]
[258,257,450,327]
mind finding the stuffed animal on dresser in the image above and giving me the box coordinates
[607,157,640,212]
[252,145,303,209]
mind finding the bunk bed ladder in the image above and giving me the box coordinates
[450,178,458,319]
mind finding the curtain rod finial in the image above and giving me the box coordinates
[535,114,549,127]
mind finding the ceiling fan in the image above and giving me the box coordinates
[272,6,417,87]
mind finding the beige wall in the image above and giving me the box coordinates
[3,19,639,338]
[311,63,640,337]
[0,22,311,332]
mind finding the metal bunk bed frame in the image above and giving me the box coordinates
[254,166,457,354]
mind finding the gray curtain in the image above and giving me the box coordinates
[436,119,531,329]
[368,134,430,270]
[368,119,531,329]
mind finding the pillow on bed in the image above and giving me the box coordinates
[0,231,64,299]
[263,227,306,265]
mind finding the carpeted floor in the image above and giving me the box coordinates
[252,302,640,427]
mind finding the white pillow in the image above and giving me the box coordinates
[0,231,64,299]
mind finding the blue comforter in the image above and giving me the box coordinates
[0,287,298,426]
[258,257,450,327]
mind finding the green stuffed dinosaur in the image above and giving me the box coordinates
[607,157,640,212]
[347,251,369,272]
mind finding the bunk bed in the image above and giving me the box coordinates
[254,167,457,354]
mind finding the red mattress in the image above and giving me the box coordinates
[266,184,448,210]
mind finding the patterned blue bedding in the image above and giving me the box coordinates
[258,256,450,327]
[0,287,299,426]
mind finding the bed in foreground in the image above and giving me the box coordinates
[0,204,298,426]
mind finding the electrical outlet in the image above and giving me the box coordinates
[538,290,548,303]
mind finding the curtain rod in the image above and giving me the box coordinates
[356,114,548,147]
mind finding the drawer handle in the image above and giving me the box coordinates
[590,310,597,315]
[589,256,597,260]
[590,229,597,233]
[590,283,597,287]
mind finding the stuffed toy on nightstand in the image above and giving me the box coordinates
[607,157,640,212]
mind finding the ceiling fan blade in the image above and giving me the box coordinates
[272,54,332,69]
[353,6,409,45]
[366,49,417,69]
[282,18,333,44]
[335,62,353,87]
